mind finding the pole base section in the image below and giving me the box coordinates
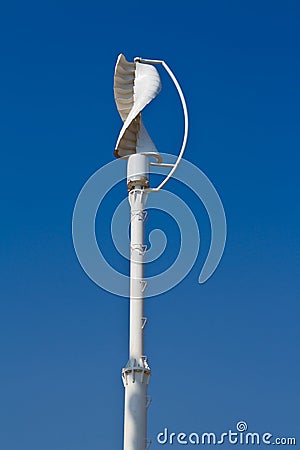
[122,358,151,450]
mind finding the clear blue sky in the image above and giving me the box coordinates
[0,1,299,449]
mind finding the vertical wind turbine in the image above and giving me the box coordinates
[113,54,188,450]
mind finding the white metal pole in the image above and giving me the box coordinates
[122,155,151,450]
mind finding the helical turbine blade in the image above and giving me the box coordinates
[114,54,162,161]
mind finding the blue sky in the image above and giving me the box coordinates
[0,1,299,449]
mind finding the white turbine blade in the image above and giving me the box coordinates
[114,117,140,158]
[134,61,162,108]
[114,54,162,160]
[114,54,135,122]
[119,62,161,135]
[136,121,162,161]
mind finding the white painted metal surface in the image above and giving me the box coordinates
[127,154,150,190]
[122,180,150,450]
